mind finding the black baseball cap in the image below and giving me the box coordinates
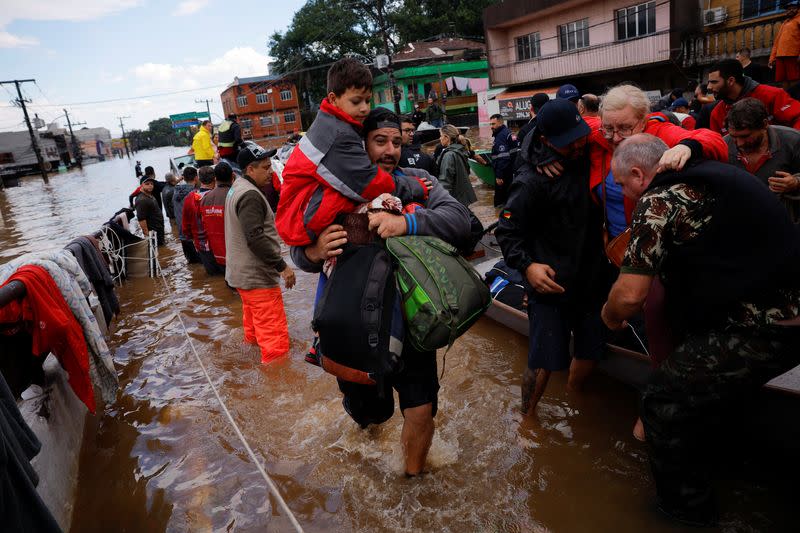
[139,175,155,185]
[237,141,277,169]
[536,99,590,148]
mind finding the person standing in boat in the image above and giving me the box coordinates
[217,114,243,165]
[602,134,800,527]
[425,97,444,128]
[436,125,476,208]
[496,99,608,416]
[489,113,518,207]
[190,120,216,167]
[399,115,435,175]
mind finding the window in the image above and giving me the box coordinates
[240,118,252,128]
[559,19,589,52]
[237,95,248,107]
[516,32,541,61]
[616,1,656,41]
[280,89,292,101]
[256,93,269,104]
[742,0,782,19]
[284,111,296,123]
[0,152,14,164]
[260,116,273,127]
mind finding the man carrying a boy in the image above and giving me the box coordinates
[291,108,471,477]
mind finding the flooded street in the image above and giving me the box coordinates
[1,146,794,532]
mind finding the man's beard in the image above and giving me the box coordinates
[378,156,398,171]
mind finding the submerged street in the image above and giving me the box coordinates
[0,147,794,532]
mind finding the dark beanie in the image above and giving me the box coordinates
[362,107,401,137]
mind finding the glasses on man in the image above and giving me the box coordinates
[601,125,637,139]
[401,128,416,134]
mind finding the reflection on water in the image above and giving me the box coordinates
[0,146,794,532]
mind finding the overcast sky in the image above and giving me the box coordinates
[0,0,307,136]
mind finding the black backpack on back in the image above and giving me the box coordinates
[312,242,401,386]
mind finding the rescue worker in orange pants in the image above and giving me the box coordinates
[225,142,296,363]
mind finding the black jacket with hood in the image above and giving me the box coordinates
[495,128,607,306]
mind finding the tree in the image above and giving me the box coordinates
[268,0,493,108]
[269,0,390,106]
[388,0,494,44]
[147,117,177,147]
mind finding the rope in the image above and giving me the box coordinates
[628,323,650,357]
[155,261,305,533]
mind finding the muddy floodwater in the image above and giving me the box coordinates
[1,146,795,532]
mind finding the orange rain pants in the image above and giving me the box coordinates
[238,287,289,363]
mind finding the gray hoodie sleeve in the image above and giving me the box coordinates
[401,168,471,250]
[290,245,323,274]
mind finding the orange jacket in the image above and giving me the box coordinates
[770,15,800,61]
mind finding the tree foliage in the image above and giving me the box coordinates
[389,0,494,44]
[268,0,492,106]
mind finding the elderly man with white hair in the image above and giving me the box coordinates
[587,84,728,246]
[602,133,800,527]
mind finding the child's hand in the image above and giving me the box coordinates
[368,211,407,239]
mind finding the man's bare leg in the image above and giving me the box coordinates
[402,403,434,475]
[632,417,646,441]
[567,358,595,392]
[522,368,551,415]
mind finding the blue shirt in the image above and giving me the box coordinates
[594,171,627,239]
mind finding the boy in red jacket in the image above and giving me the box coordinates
[277,58,396,246]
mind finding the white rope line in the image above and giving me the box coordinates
[628,322,650,357]
[156,264,305,533]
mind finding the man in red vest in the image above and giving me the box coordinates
[198,161,232,275]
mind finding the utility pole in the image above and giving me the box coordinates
[195,98,213,122]
[63,109,86,169]
[0,79,48,183]
[117,116,131,159]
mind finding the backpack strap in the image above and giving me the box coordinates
[362,246,391,349]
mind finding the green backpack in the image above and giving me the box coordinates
[385,235,491,352]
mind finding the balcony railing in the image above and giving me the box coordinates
[489,31,670,86]
[682,19,782,67]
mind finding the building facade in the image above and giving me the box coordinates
[682,0,789,69]
[483,0,701,98]
[220,75,302,140]
[373,37,489,125]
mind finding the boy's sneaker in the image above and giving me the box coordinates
[305,336,322,367]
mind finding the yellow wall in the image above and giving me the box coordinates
[700,0,787,58]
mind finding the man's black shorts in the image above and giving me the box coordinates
[527,294,607,371]
[337,345,439,428]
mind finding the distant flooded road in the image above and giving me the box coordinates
[0,146,794,532]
